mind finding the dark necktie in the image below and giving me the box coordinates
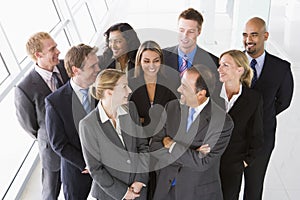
[179,55,188,77]
[52,72,63,89]
[80,88,91,113]
[250,59,257,87]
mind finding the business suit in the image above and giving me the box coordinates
[150,99,233,200]
[220,86,264,200]
[243,51,294,199]
[14,61,68,200]
[78,103,149,200]
[45,81,97,199]
[163,45,221,103]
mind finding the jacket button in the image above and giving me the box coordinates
[127,159,131,164]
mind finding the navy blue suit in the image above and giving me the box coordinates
[45,81,97,199]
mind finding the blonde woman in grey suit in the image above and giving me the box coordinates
[79,69,149,200]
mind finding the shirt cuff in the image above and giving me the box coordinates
[169,142,177,153]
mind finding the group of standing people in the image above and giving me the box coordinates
[14,7,293,200]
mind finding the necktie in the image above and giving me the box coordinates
[250,59,257,87]
[186,107,196,132]
[179,55,188,77]
[52,72,63,89]
[80,88,91,113]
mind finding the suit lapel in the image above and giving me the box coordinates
[31,70,52,94]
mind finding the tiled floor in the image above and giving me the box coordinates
[19,0,300,199]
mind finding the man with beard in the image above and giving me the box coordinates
[242,17,294,200]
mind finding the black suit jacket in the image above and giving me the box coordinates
[220,86,264,169]
[129,74,177,131]
[45,81,97,195]
[150,99,233,200]
[163,45,222,105]
[252,51,293,148]
[14,60,69,171]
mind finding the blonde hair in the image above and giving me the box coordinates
[220,50,253,87]
[92,69,125,100]
[64,43,98,77]
[134,40,163,77]
[26,32,52,62]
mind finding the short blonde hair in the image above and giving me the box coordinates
[220,50,253,87]
[26,32,52,62]
[92,69,125,100]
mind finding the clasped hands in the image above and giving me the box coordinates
[124,181,144,200]
[162,136,211,155]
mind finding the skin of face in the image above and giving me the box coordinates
[218,54,244,84]
[111,75,132,107]
[178,18,201,54]
[36,38,60,71]
[177,71,199,107]
[73,53,100,88]
[243,20,269,58]
[141,50,161,79]
[108,30,128,58]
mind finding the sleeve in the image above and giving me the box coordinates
[14,85,38,139]
[244,94,264,166]
[170,114,233,172]
[275,64,294,115]
[45,97,86,171]
[79,119,128,200]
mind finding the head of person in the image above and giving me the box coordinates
[177,8,203,53]
[64,44,100,88]
[104,23,140,61]
[26,32,60,70]
[219,50,253,88]
[243,17,269,58]
[92,69,132,107]
[134,40,163,78]
[177,65,214,107]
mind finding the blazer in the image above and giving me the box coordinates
[150,99,233,200]
[220,86,264,169]
[129,73,177,128]
[79,103,149,200]
[14,60,69,171]
[252,51,293,148]
[163,45,222,105]
[45,81,97,194]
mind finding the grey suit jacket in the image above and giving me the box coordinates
[14,61,69,171]
[79,103,149,200]
[150,99,233,200]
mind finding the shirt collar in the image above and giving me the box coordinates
[192,97,210,114]
[178,46,197,61]
[245,51,265,67]
[34,64,60,81]
[97,101,128,123]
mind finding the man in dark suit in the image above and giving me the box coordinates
[45,44,100,199]
[14,32,69,200]
[163,8,220,103]
[150,65,233,200]
[242,17,294,200]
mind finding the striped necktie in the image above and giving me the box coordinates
[80,88,91,113]
[179,55,188,77]
[250,59,257,87]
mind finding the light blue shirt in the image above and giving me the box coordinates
[177,46,197,71]
[246,51,266,79]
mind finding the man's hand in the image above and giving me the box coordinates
[124,187,140,200]
[196,144,211,155]
[163,136,174,149]
[81,168,89,174]
[130,181,144,194]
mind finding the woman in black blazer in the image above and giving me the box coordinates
[217,50,264,200]
[102,22,140,78]
[129,40,177,199]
